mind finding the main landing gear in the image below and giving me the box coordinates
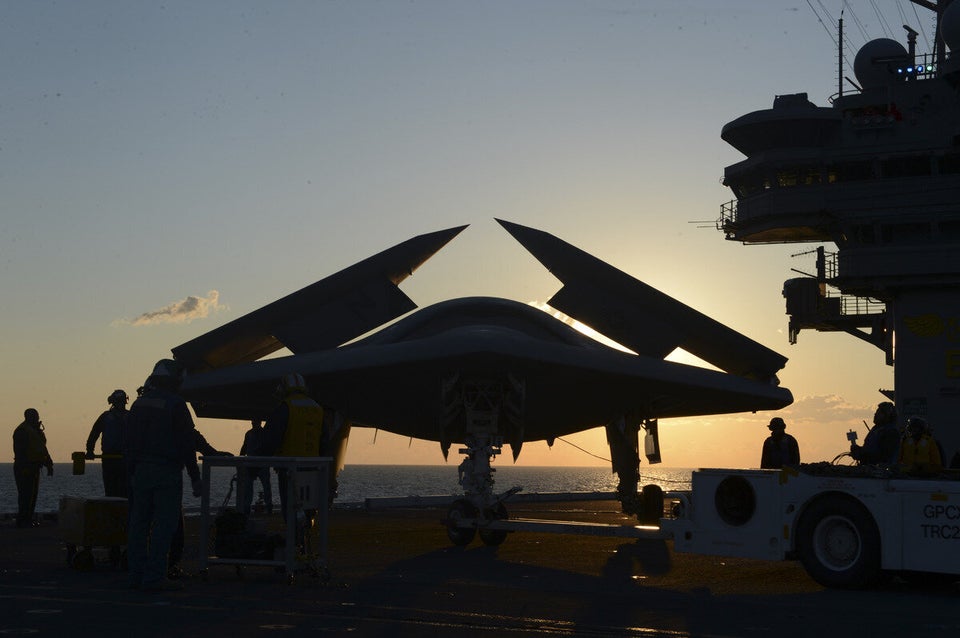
[606,416,664,524]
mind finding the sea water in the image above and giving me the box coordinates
[0,463,693,514]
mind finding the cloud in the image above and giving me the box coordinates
[122,290,225,326]
[775,394,872,425]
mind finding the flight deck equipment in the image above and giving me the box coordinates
[197,455,331,585]
[444,464,960,589]
[661,465,960,589]
[59,495,127,571]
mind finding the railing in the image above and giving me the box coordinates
[828,51,942,104]
[833,292,885,317]
[716,200,737,234]
[800,249,885,316]
[722,202,885,318]
[820,248,838,280]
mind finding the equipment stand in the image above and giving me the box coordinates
[198,455,331,585]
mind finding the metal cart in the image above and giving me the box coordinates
[59,495,128,571]
[198,456,331,584]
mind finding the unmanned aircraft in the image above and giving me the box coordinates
[168,219,792,542]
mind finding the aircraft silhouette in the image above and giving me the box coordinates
[169,219,792,539]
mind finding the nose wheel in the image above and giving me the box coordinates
[446,499,511,547]
[478,502,509,546]
[446,499,478,546]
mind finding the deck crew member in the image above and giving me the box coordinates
[262,373,324,520]
[238,419,273,515]
[85,389,129,497]
[13,408,54,528]
[760,417,800,469]
[850,401,900,465]
[124,359,201,592]
[167,429,232,579]
[899,417,943,475]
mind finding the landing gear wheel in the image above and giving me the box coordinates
[65,543,77,567]
[479,503,508,546]
[446,499,477,546]
[71,548,95,572]
[797,496,881,589]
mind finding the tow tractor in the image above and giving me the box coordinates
[662,463,960,589]
[447,459,960,589]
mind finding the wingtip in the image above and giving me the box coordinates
[495,218,537,243]
[435,223,470,246]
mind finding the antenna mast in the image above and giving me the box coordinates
[909,0,950,67]
[838,11,844,97]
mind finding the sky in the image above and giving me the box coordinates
[1,1,938,471]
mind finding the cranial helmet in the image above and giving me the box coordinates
[768,417,786,431]
[906,416,929,437]
[146,359,184,391]
[24,408,39,423]
[108,389,128,406]
[277,372,308,396]
[150,359,182,378]
[875,401,897,425]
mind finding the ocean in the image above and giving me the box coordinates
[0,463,693,514]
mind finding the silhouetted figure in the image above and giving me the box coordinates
[899,417,943,475]
[760,417,800,469]
[85,389,129,497]
[13,408,54,528]
[850,401,901,465]
[124,360,201,592]
[262,373,324,520]
[168,429,232,579]
[238,419,273,515]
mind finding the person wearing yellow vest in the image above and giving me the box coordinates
[262,373,324,519]
[899,417,943,476]
[13,408,54,528]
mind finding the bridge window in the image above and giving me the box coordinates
[937,220,960,239]
[939,153,960,175]
[849,225,877,244]
[880,222,932,243]
[881,155,932,178]
[834,160,873,182]
[777,170,798,187]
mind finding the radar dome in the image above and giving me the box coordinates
[854,38,908,88]
[943,0,960,51]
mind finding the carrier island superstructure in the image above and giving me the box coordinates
[718,0,960,462]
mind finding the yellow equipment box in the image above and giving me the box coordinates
[59,496,128,547]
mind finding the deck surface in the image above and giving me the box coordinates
[2,500,959,637]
